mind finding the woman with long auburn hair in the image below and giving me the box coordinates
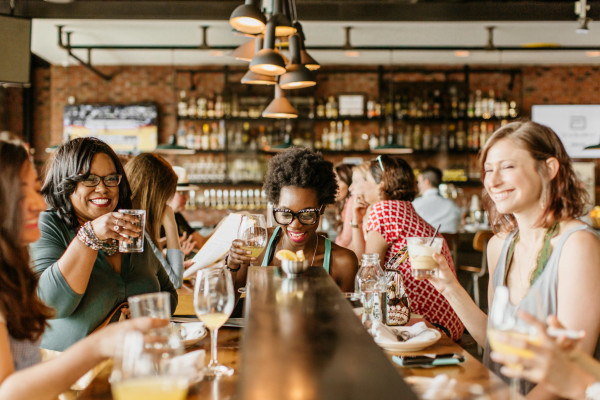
[0,140,165,400]
[124,153,185,288]
[430,121,600,397]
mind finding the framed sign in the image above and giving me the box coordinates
[64,103,158,154]
[338,94,366,117]
[532,105,600,159]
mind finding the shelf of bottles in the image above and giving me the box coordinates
[189,187,267,211]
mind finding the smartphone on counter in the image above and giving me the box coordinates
[392,353,465,367]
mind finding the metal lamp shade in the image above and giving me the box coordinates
[231,38,256,62]
[241,70,277,85]
[273,14,296,37]
[229,2,266,35]
[301,49,320,71]
[279,64,316,89]
[262,85,298,119]
[249,49,287,76]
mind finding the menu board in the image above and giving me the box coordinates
[64,104,158,153]
[531,105,600,159]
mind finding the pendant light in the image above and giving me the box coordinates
[249,18,286,76]
[229,0,266,35]
[241,35,277,85]
[262,84,298,118]
[272,0,296,38]
[231,37,256,62]
[294,22,320,71]
[279,33,316,89]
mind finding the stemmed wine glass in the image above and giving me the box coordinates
[237,214,268,266]
[488,286,541,400]
[194,266,235,378]
[237,214,268,295]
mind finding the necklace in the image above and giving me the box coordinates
[310,234,319,267]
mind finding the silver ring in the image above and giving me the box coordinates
[114,225,120,232]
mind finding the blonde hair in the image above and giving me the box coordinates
[124,153,178,244]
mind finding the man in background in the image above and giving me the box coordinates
[413,166,461,233]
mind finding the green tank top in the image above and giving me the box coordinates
[261,226,331,273]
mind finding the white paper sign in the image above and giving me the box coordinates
[532,105,600,159]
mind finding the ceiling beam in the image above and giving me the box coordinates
[2,1,596,22]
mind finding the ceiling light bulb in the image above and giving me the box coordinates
[454,50,470,57]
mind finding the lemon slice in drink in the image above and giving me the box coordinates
[275,249,298,261]
[295,250,306,261]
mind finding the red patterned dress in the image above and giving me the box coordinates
[367,200,465,340]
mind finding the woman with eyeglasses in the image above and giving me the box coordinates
[30,137,177,352]
[226,147,358,292]
[348,155,464,341]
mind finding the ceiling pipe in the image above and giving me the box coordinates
[57,25,113,81]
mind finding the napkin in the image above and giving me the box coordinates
[166,349,206,383]
[373,321,438,343]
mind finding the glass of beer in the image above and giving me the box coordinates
[406,237,443,279]
[237,214,268,266]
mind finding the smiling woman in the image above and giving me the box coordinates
[29,137,177,352]
[227,147,358,292]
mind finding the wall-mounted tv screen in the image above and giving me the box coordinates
[0,15,32,85]
[532,104,600,159]
[64,103,158,153]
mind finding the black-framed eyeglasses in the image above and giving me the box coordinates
[80,174,122,187]
[273,207,321,226]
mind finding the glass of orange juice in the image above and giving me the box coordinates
[110,331,189,400]
[488,286,542,400]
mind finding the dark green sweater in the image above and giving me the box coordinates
[30,210,178,351]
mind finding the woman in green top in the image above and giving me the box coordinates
[30,137,177,351]
[227,147,358,292]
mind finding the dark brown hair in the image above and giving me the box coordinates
[333,163,354,232]
[41,137,132,229]
[125,153,178,245]
[480,120,588,233]
[369,155,417,201]
[0,141,54,340]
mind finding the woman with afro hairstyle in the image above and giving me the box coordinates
[227,147,358,292]
[348,155,464,341]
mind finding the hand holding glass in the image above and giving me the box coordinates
[118,209,146,253]
[193,266,235,377]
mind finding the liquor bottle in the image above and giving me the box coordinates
[487,89,495,119]
[177,91,188,118]
[386,119,394,146]
[308,97,315,119]
[508,100,518,118]
[456,121,466,151]
[207,93,215,118]
[231,93,239,118]
[474,90,482,118]
[412,124,422,151]
[447,123,456,151]
[215,93,224,118]
[218,120,226,150]
[321,127,330,150]
[369,133,379,150]
[422,127,432,151]
[343,120,352,150]
[197,95,207,119]
[316,97,325,118]
[329,121,337,150]
[479,121,488,149]
[242,122,250,145]
[186,124,196,149]
[176,121,186,147]
[210,122,219,150]
[336,121,343,150]
[201,123,210,150]
[367,100,376,119]
[403,125,412,150]
[187,96,197,118]
[467,94,475,119]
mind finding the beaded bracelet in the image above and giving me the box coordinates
[77,221,119,256]
[224,255,241,272]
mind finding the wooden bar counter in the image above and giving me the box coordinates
[79,265,517,400]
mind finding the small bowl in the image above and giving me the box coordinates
[281,259,309,276]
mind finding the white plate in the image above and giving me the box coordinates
[171,322,207,348]
[374,327,441,352]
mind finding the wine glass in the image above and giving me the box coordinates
[237,214,268,267]
[194,266,235,377]
[488,286,541,400]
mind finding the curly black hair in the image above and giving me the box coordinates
[263,147,338,206]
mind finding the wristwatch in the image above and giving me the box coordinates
[586,382,600,400]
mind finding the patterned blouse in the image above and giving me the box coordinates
[367,200,465,340]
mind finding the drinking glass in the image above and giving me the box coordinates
[194,266,235,377]
[237,214,268,267]
[406,237,443,279]
[488,286,541,400]
[110,331,189,400]
[118,209,146,253]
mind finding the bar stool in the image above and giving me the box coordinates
[458,230,494,309]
